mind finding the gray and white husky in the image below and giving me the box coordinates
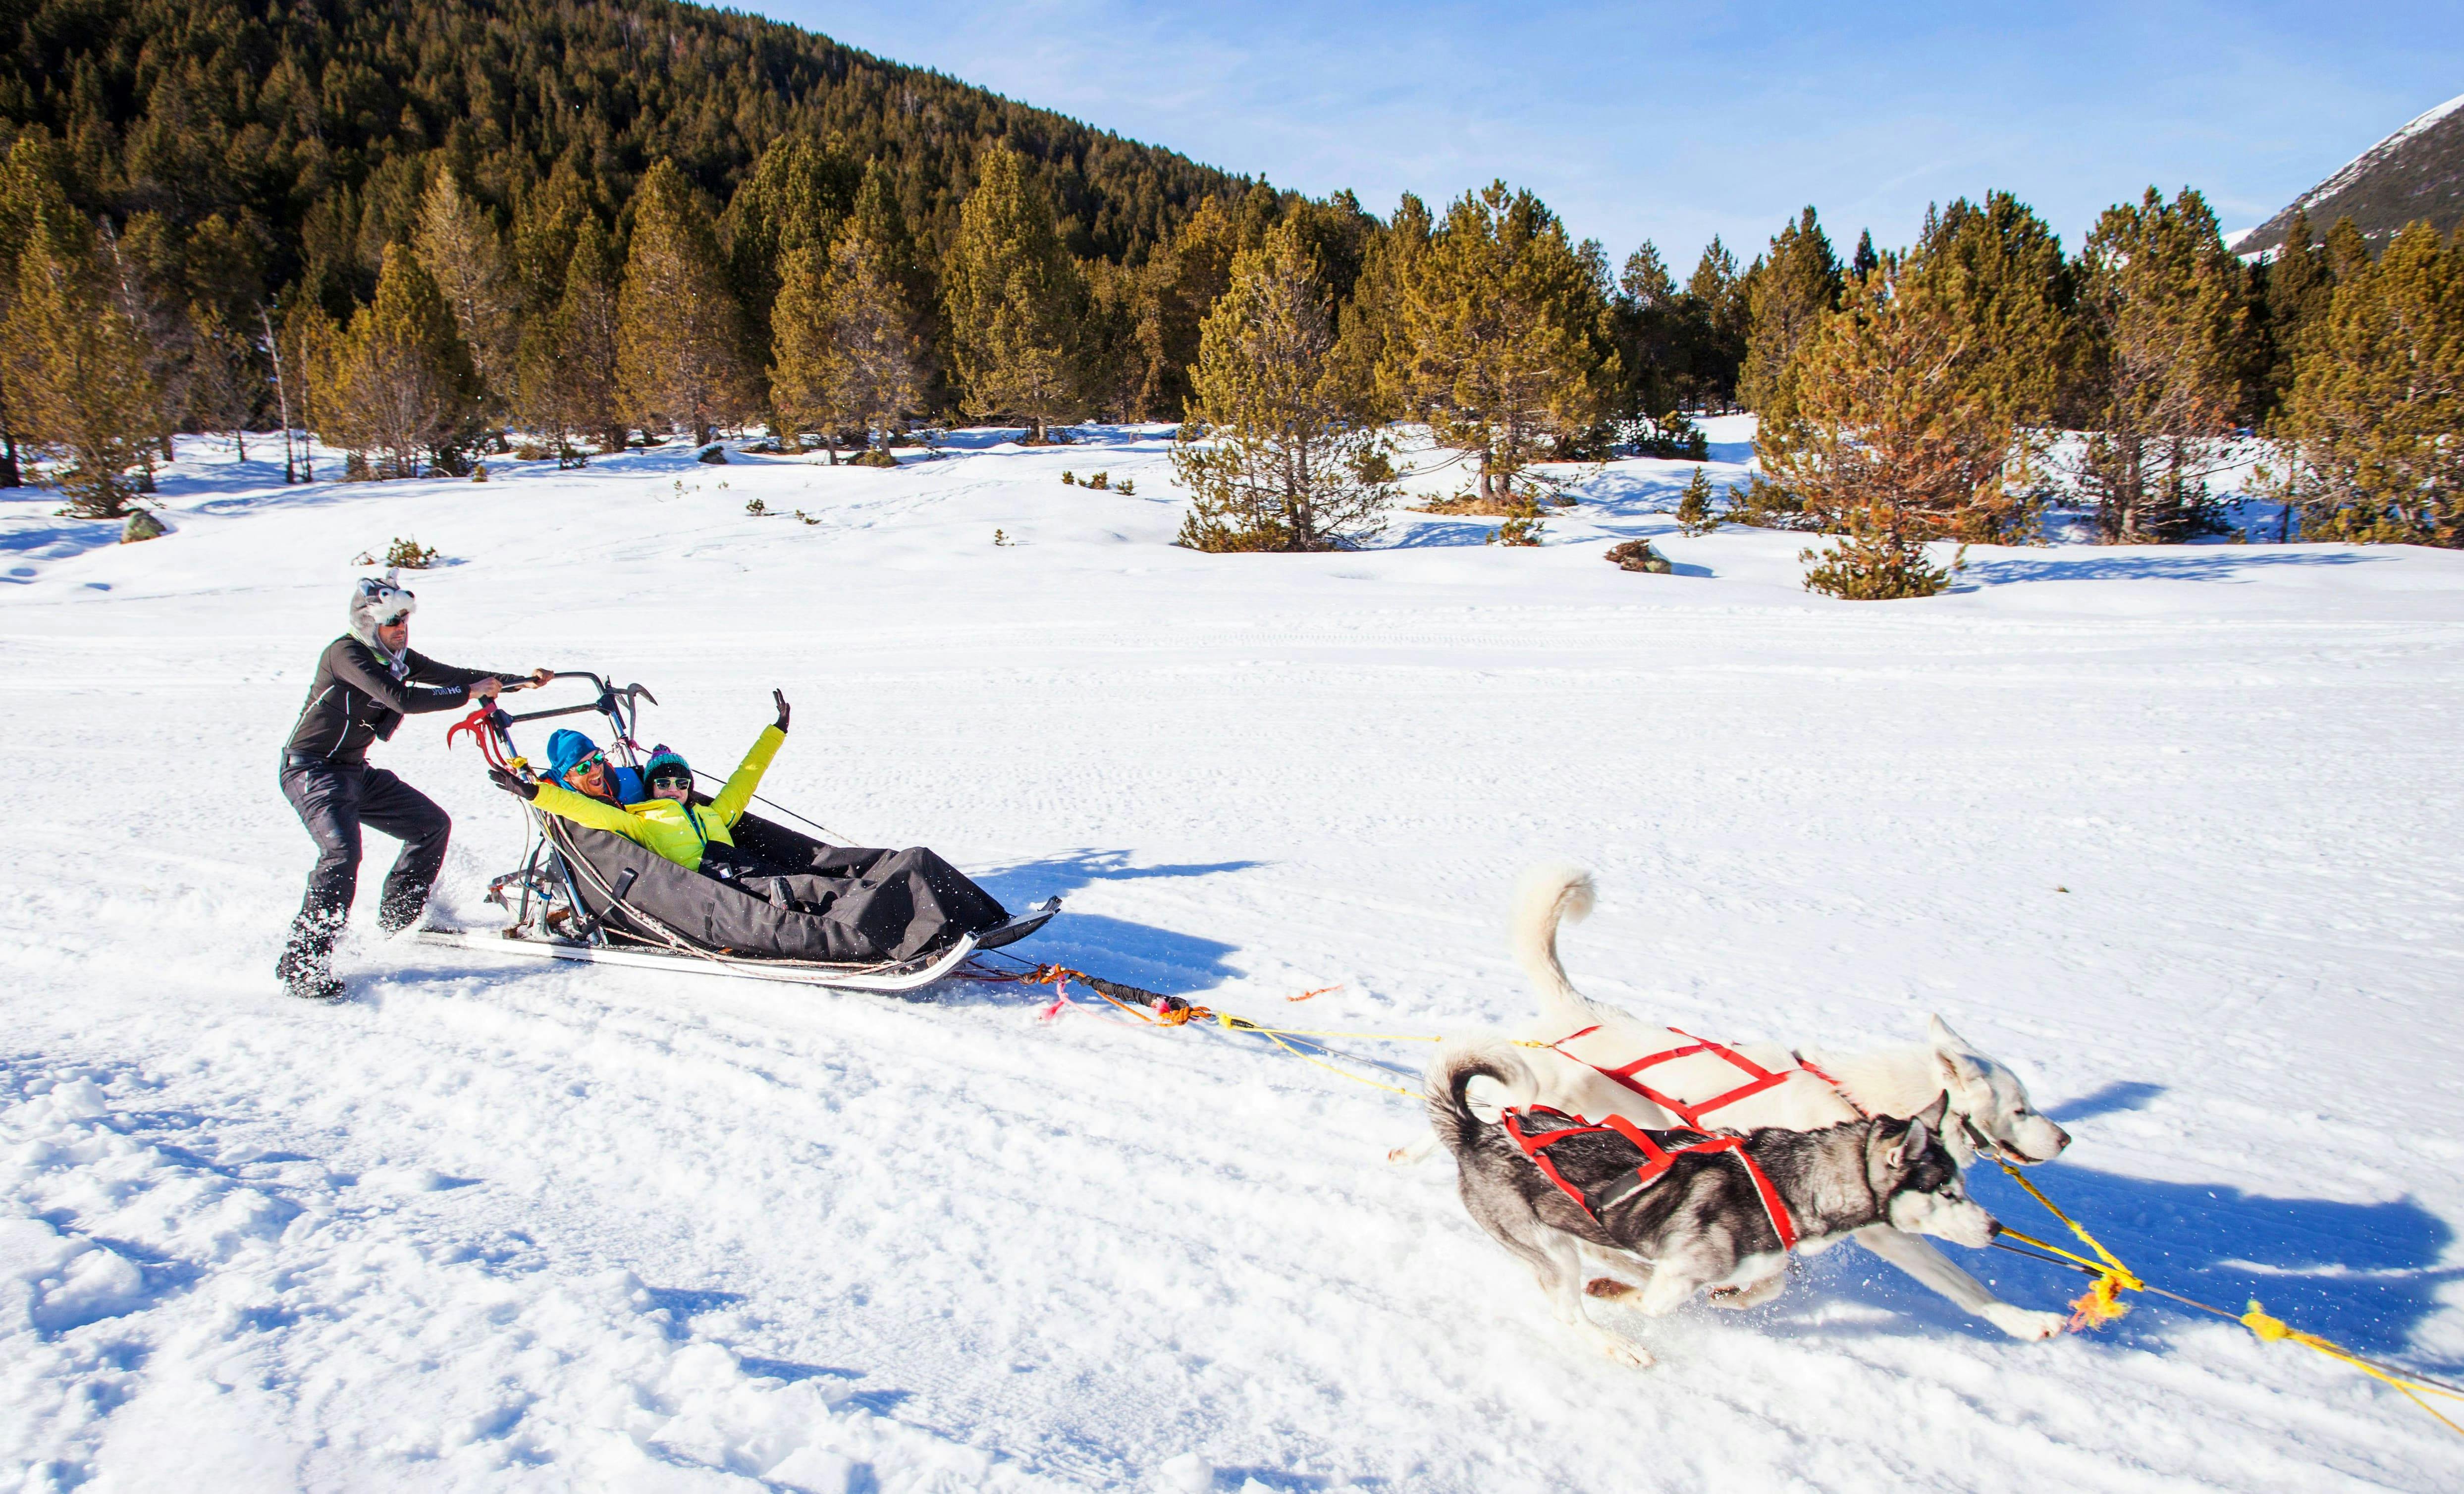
[1395,865,2073,1341]
[1432,1040,1998,1367]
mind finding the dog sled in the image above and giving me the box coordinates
[419,672,1059,992]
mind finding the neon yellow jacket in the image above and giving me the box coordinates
[532,725,785,871]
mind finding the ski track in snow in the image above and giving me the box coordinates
[3,419,2462,1492]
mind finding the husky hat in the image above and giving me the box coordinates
[545,728,602,781]
[347,571,418,651]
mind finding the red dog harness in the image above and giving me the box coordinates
[1502,1106,1800,1252]
[1546,1025,1840,1132]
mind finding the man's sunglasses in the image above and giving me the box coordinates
[570,752,607,775]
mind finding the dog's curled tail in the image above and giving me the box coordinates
[1427,1038,1541,1158]
[1511,863,1597,1028]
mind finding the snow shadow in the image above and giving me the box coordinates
[2049,1080,2167,1121]
[1960,548,2381,587]
[0,511,124,580]
[1951,1162,2462,1365]
[960,850,1260,996]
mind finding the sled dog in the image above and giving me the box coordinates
[1397,865,2073,1341]
[1432,1042,1995,1367]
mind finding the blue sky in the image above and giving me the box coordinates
[763,1,2461,266]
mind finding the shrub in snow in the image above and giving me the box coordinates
[1801,532,1958,599]
[848,447,897,468]
[120,509,167,543]
[1084,470,1109,491]
[1674,468,1719,535]
[698,445,729,464]
[1486,499,1545,547]
[384,537,441,569]
[745,497,766,515]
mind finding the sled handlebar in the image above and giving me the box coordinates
[496,671,657,726]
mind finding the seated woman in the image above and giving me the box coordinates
[505,705,787,871]
[490,692,1009,962]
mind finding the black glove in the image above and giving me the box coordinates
[488,767,538,801]
[773,689,791,733]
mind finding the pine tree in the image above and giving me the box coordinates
[1,212,158,515]
[320,242,481,478]
[2071,188,2250,542]
[1393,181,1620,506]
[511,156,599,314]
[1675,236,1747,409]
[1907,192,2072,427]
[1673,466,1718,535]
[0,132,82,489]
[1783,257,2029,542]
[617,160,754,447]
[1759,257,2031,598]
[722,134,859,415]
[1329,191,1430,422]
[2323,217,2373,283]
[1613,239,1683,419]
[412,169,518,417]
[1172,218,1395,552]
[1737,207,1841,416]
[1125,196,1236,420]
[185,301,264,458]
[941,144,1085,442]
[770,221,927,462]
[2273,221,2462,544]
[2260,208,2333,406]
[519,216,626,463]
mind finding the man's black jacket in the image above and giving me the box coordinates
[284,636,511,765]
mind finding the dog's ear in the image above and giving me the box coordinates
[1927,1014,1976,1054]
[1869,1115,1915,1180]
[1914,1091,1950,1138]
[1934,1043,1987,1097]
[1877,1096,1950,1173]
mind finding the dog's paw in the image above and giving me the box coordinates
[1598,1335,1655,1369]
[1585,1276,1636,1300]
[1983,1303,2066,1341]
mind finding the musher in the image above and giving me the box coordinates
[277,574,550,1000]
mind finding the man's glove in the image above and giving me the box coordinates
[773,689,791,733]
[488,767,538,800]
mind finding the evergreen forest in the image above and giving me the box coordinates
[1,0,2458,595]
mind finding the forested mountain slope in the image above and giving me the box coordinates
[0,0,1246,303]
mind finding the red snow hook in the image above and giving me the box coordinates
[447,703,516,772]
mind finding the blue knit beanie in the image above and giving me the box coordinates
[643,744,691,783]
[545,729,600,779]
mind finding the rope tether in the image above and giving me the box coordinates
[1986,1155,2464,1438]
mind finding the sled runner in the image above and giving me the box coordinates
[429,672,1059,992]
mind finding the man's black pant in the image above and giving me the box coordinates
[278,755,451,981]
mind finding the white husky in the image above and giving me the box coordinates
[1399,865,2073,1341]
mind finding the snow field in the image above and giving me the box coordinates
[2,419,2463,1491]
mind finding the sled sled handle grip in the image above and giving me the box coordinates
[612,867,639,904]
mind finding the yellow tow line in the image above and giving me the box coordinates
[1987,1155,2464,1437]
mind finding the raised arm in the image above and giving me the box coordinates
[708,725,786,828]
